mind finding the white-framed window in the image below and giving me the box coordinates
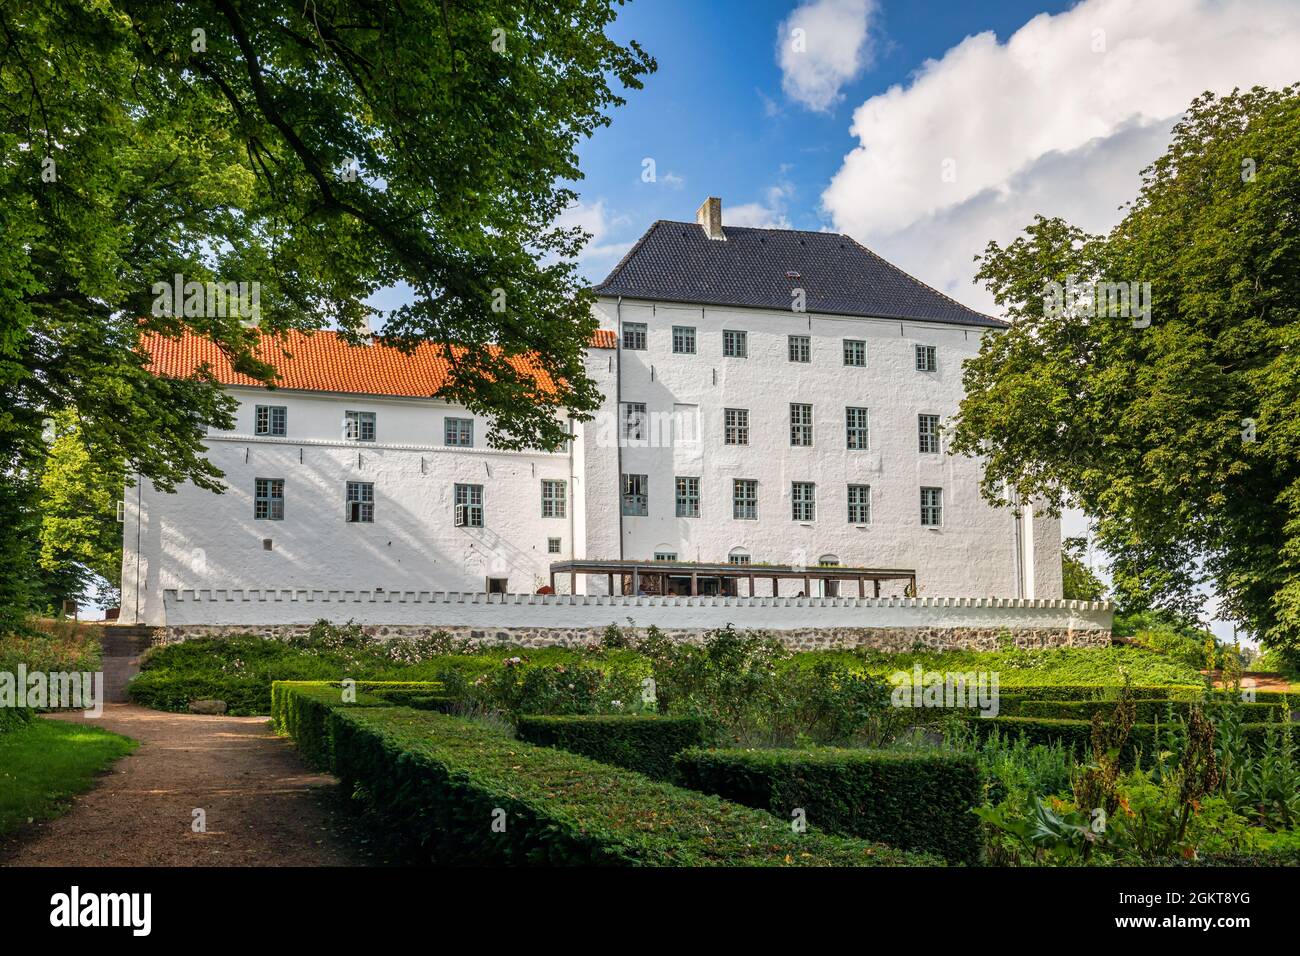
[547,537,562,554]
[921,486,943,527]
[454,483,484,527]
[728,549,751,566]
[622,401,647,444]
[541,479,566,518]
[345,481,374,523]
[444,417,473,447]
[622,473,648,516]
[848,484,871,524]
[255,405,287,437]
[843,339,866,367]
[918,414,941,454]
[654,551,678,562]
[733,479,758,520]
[676,476,700,518]
[254,478,284,520]
[846,407,870,450]
[622,322,647,350]
[724,407,749,445]
[723,329,748,358]
[791,481,816,522]
[790,403,813,446]
[788,334,811,363]
[672,326,696,354]
[915,344,937,372]
[344,410,376,442]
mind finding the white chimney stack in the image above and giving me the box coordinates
[696,196,725,240]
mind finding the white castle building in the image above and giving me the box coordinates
[119,198,1063,627]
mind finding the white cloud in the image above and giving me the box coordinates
[554,199,634,280]
[725,176,796,229]
[821,0,1300,312]
[777,0,877,112]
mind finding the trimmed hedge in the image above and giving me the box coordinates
[269,681,389,771]
[516,715,709,780]
[993,685,1200,701]
[675,747,982,864]
[128,672,273,715]
[324,705,939,866]
[969,716,1300,766]
[1016,698,1286,722]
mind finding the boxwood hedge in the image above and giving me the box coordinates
[515,715,709,780]
[269,681,390,771]
[323,706,940,867]
[1016,698,1286,722]
[968,715,1300,766]
[675,747,982,863]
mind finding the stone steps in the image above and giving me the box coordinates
[99,625,162,702]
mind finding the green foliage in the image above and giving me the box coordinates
[515,715,709,780]
[1061,536,1107,601]
[460,659,646,718]
[675,746,982,864]
[952,85,1300,653]
[1017,698,1283,722]
[269,681,395,771]
[323,706,938,866]
[37,411,124,606]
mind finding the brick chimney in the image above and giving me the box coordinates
[696,197,725,240]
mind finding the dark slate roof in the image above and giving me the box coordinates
[594,220,1006,329]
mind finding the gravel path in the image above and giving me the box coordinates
[2,704,363,867]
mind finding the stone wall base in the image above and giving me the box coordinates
[161,623,1111,652]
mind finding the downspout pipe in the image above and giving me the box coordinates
[615,297,624,591]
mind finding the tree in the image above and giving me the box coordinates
[953,86,1300,654]
[38,412,125,608]
[1061,536,1107,602]
[1,0,654,620]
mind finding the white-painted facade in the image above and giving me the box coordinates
[120,215,1062,626]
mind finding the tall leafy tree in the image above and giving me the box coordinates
[1,0,653,618]
[953,86,1300,656]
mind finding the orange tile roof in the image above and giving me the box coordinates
[141,327,616,399]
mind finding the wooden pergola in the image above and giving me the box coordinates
[548,559,916,598]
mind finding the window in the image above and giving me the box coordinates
[622,402,647,444]
[790,403,813,446]
[541,479,566,518]
[654,551,678,562]
[915,344,937,372]
[843,340,866,367]
[622,322,647,350]
[846,407,870,450]
[733,479,758,520]
[454,483,484,527]
[622,474,648,516]
[918,414,941,454]
[791,482,816,522]
[254,478,284,520]
[255,405,287,437]
[921,486,943,527]
[444,417,473,447]
[788,334,811,363]
[547,537,562,554]
[724,408,749,446]
[728,549,751,566]
[346,481,374,523]
[723,329,748,358]
[848,484,871,524]
[675,476,700,518]
[672,326,696,354]
[344,410,376,442]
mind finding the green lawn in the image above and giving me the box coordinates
[0,718,138,838]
